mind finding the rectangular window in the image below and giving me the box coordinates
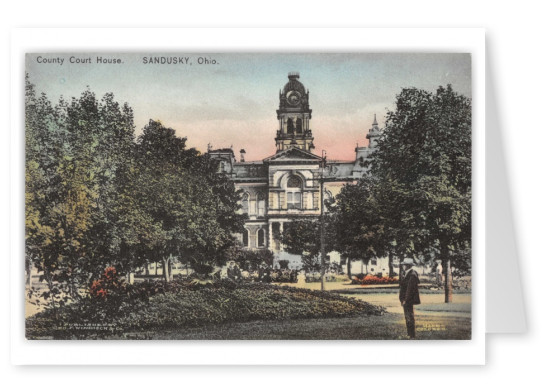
[287,192,301,209]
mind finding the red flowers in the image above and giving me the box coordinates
[103,266,117,281]
[90,266,122,299]
[357,275,398,285]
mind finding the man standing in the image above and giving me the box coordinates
[399,259,421,339]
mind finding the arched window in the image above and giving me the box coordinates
[257,228,265,248]
[286,175,302,210]
[287,175,302,188]
[242,229,249,247]
[287,118,294,133]
[257,192,265,216]
[242,193,249,214]
[296,118,303,133]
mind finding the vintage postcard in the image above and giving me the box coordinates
[24,52,472,341]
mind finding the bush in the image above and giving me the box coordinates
[26,280,386,339]
[271,269,298,283]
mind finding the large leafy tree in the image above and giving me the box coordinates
[332,178,392,277]
[133,120,245,281]
[369,85,472,302]
[25,78,137,311]
[26,77,246,304]
[25,76,67,306]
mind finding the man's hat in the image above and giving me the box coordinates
[403,259,414,266]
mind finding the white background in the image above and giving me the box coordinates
[1,0,548,389]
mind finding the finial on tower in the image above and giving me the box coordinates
[288,72,300,80]
[373,114,378,126]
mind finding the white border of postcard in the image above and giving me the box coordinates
[10,27,485,365]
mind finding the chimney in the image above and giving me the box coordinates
[240,149,246,162]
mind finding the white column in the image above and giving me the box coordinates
[268,222,273,250]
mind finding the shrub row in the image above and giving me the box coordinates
[26,279,385,339]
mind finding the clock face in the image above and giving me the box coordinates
[287,91,301,106]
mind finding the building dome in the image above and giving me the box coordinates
[282,72,306,96]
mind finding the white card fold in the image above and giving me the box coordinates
[486,45,526,333]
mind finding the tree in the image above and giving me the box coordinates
[133,120,245,281]
[369,85,472,302]
[277,217,336,274]
[332,178,390,276]
[25,78,138,311]
[25,76,68,313]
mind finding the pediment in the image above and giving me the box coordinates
[263,147,322,163]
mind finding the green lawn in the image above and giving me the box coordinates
[118,312,471,340]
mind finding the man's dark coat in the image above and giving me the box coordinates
[399,269,421,305]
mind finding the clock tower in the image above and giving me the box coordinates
[275,72,315,152]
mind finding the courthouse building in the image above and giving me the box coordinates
[208,72,387,273]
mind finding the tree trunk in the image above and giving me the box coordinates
[388,252,394,278]
[25,259,32,289]
[319,176,326,291]
[44,269,58,321]
[162,257,171,282]
[145,263,150,276]
[320,255,325,291]
[442,243,453,303]
[155,261,158,275]
[346,257,351,279]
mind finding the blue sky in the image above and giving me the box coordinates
[26,53,471,160]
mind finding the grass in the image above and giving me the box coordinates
[117,312,471,340]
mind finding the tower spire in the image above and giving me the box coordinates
[367,114,382,150]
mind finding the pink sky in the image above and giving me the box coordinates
[26,53,471,161]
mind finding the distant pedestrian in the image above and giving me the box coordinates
[227,262,235,280]
[263,269,272,283]
[291,269,298,283]
[233,265,242,282]
[258,267,264,282]
[399,259,421,339]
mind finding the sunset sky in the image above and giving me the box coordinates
[26,53,471,161]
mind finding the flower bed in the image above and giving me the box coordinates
[352,274,399,285]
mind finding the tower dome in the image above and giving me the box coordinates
[282,72,307,96]
[279,72,310,112]
[275,72,314,152]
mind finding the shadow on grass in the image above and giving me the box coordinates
[120,312,471,340]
